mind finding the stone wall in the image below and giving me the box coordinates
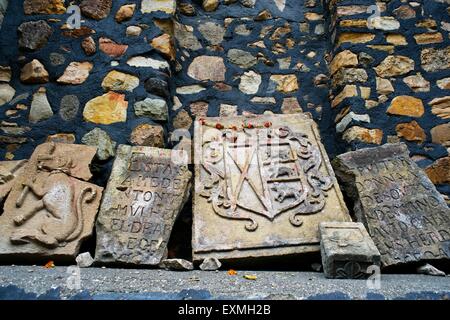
[0,0,449,197]
[325,0,450,197]
[0,0,175,185]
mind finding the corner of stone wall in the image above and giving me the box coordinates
[324,0,450,197]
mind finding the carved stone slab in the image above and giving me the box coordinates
[319,222,380,279]
[0,143,103,262]
[193,114,350,261]
[95,145,191,266]
[0,160,28,201]
[333,143,450,267]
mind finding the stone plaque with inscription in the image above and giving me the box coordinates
[95,145,192,266]
[193,114,351,261]
[319,222,380,279]
[333,143,450,267]
[0,143,103,262]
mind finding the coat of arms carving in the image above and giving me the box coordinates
[193,114,350,261]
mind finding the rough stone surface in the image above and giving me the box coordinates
[173,110,192,129]
[81,128,116,161]
[83,92,128,125]
[115,4,135,23]
[421,46,450,72]
[99,37,128,58]
[239,71,261,95]
[193,114,350,262]
[20,59,49,84]
[387,96,424,117]
[333,143,450,267]
[374,55,415,77]
[396,121,426,144]
[81,37,96,56]
[134,98,168,121]
[187,56,226,82]
[429,96,450,119]
[417,263,446,277]
[59,95,80,121]
[198,22,225,45]
[130,124,164,148]
[151,34,176,61]
[18,20,52,51]
[319,222,380,279]
[270,74,299,93]
[199,257,222,271]
[160,259,194,271]
[0,83,15,106]
[426,157,450,185]
[342,126,383,145]
[80,0,112,20]
[95,145,191,266]
[57,62,93,85]
[127,56,169,70]
[76,252,94,268]
[101,70,139,92]
[144,78,169,99]
[141,0,176,15]
[227,49,257,68]
[29,87,53,124]
[23,0,66,15]
[0,65,12,82]
[0,143,103,262]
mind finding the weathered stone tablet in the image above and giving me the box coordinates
[0,143,103,262]
[193,114,350,261]
[333,143,450,267]
[95,145,191,266]
[319,222,380,279]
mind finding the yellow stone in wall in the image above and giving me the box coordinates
[329,50,358,75]
[270,75,299,94]
[414,33,444,45]
[337,32,375,46]
[83,92,128,125]
[395,121,426,144]
[101,70,139,92]
[339,20,368,28]
[342,126,383,145]
[141,0,176,15]
[24,0,66,15]
[387,96,424,117]
[151,33,176,61]
[386,34,407,46]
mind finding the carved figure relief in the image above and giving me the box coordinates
[9,143,97,248]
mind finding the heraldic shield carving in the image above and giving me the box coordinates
[193,114,350,261]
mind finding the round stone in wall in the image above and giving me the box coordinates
[59,95,80,121]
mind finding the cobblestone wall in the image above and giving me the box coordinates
[0,0,449,198]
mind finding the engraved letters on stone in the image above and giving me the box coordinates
[193,114,351,261]
[333,143,450,267]
[95,145,192,266]
[0,143,103,261]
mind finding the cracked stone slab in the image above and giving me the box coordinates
[95,145,191,266]
[333,143,450,268]
[0,143,103,262]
